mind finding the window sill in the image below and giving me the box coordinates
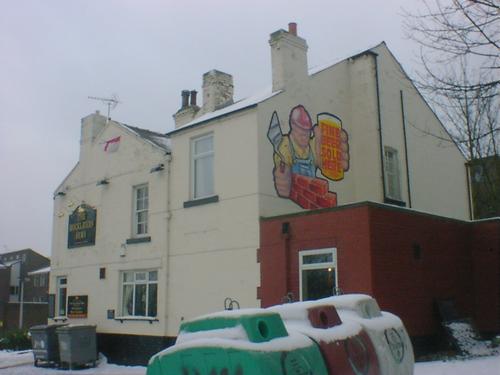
[51,316,68,322]
[114,316,159,324]
[183,195,219,208]
[384,197,406,207]
[125,236,151,245]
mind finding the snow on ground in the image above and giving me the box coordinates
[0,350,499,374]
[0,351,145,374]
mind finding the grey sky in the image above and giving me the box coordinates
[0,0,422,257]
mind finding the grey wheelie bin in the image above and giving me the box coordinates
[56,325,97,369]
[30,323,68,367]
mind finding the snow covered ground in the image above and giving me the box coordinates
[0,350,499,374]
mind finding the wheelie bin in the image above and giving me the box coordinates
[147,309,329,375]
[56,324,97,369]
[29,323,67,367]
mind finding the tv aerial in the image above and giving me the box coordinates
[88,93,120,121]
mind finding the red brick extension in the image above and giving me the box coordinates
[259,202,500,338]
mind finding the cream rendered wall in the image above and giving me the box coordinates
[166,109,261,335]
[258,54,382,217]
[373,44,469,220]
[50,114,170,336]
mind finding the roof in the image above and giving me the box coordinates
[121,123,170,151]
[168,87,281,136]
[168,42,384,135]
[28,266,51,275]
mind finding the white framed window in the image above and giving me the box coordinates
[121,270,158,317]
[56,276,67,316]
[299,248,338,301]
[133,184,149,236]
[191,134,214,199]
[384,147,402,201]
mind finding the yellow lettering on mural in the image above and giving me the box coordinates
[319,114,344,181]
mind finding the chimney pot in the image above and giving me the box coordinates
[288,22,297,36]
[190,90,198,107]
[181,90,190,109]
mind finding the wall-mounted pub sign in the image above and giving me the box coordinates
[67,295,88,318]
[68,204,96,248]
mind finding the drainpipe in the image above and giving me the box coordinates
[400,90,412,208]
[164,152,172,334]
[372,53,387,202]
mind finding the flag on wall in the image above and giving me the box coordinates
[103,136,121,152]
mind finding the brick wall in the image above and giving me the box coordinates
[260,205,373,307]
[369,206,473,336]
[259,202,500,339]
[470,220,500,333]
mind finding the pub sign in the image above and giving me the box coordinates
[68,204,96,248]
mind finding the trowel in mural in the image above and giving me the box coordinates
[267,111,286,171]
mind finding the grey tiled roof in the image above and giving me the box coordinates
[122,124,170,151]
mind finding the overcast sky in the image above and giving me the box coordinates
[0,0,423,257]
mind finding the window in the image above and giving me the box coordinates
[133,184,149,236]
[121,270,158,317]
[56,277,67,316]
[191,134,214,199]
[299,248,338,301]
[384,147,402,201]
[33,274,47,287]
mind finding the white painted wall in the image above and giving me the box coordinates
[166,109,261,335]
[373,44,469,220]
[50,113,170,336]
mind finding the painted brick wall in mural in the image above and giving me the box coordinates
[268,105,349,209]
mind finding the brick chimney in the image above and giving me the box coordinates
[269,22,308,92]
[201,70,234,114]
[173,89,200,128]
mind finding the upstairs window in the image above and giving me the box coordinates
[191,134,214,199]
[133,184,149,236]
[384,147,402,201]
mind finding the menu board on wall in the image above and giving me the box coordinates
[67,295,88,318]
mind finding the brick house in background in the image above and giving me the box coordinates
[0,249,50,333]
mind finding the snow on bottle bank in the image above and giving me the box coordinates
[269,300,381,375]
[327,294,415,375]
[146,310,329,375]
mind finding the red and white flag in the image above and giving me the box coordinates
[104,136,121,152]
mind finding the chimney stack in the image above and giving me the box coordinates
[190,90,198,106]
[181,90,190,109]
[269,22,308,92]
[174,89,201,128]
[201,70,234,114]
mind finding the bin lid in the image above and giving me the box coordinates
[56,324,96,332]
[30,323,68,331]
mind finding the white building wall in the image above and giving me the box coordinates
[166,109,261,335]
[50,114,170,336]
[373,44,469,220]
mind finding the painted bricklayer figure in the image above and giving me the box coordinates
[270,105,349,209]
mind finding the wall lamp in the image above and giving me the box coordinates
[96,179,109,186]
[150,163,165,173]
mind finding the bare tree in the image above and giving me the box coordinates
[404,0,500,218]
